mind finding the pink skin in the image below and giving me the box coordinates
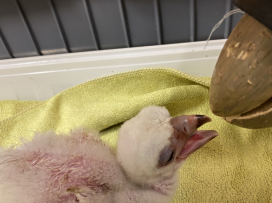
[179,130,217,159]
[0,108,218,203]
[170,115,217,164]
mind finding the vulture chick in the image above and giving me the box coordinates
[0,106,218,203]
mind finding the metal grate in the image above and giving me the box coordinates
[0,0,243,60]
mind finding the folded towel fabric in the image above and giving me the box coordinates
[0,68,271,202]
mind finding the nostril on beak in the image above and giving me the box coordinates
[173,131,181,140]
[196,115,212,128]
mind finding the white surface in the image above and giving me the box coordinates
[0,40,226,101]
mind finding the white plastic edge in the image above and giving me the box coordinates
[0,40,226,70]
[0,40,226,101]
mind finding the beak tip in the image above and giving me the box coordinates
[196,115,212,128]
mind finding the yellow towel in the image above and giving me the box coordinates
[0,68,272,202]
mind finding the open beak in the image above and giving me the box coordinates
[170,115,218,161]
[209,1,272,129]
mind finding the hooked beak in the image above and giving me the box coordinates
[170,115,218,161]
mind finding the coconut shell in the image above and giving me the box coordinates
[209,14,272,128]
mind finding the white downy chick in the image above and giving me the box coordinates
[115,106,218,202]
[0,106,218,203]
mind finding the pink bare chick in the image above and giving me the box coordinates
[0,106,218,203]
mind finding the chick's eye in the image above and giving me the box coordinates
[159,147,175,167]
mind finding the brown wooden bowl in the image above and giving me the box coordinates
[209,14,272,129]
